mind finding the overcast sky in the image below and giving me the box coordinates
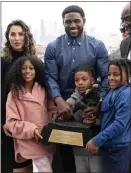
[1,1,129,47]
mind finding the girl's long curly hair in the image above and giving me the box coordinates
[3,20,36,62]
[5,55,45,98]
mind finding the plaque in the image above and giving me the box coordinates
[49,129,83,146]
[41,120,100,147]
[41,84,100,147]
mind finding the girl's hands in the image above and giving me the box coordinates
[34,129,43,142]
[86,139,98,153]
[3,124,13,137]
[83,116,96,124]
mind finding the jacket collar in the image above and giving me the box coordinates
[105,85,129,104]
[74,88,83,100]
[18,82,44,106]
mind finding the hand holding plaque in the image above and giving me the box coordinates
[54,97,72,119]
[41,115,100,147]
[41,84,101,147]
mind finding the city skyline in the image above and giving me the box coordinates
[1,1,128,48]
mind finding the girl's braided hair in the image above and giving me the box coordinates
[109,58,131,84]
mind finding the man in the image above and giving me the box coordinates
[120,3,131,172]
[44,5,109,172]
[120,2,131,59]
[110,25,127,60]
[110,3,131,60]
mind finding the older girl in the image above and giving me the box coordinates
[4,55,55,172]
[86,59,131,173]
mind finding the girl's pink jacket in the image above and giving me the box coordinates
[5,82,56,162]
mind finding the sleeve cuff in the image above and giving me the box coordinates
[52,92,61,99]
[30,126,38,138]
[92,133,105,147]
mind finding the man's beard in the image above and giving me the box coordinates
[65,27,84,38]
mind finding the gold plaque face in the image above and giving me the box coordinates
[48,129,83,146]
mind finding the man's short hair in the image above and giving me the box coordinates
[62,5,85,18]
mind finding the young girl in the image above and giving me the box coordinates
[66,64,103,173]
[4,55,56,172]
[86,59,131,173]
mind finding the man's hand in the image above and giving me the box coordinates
[54,97,72,119]
[86,139,98,153]
[34,129,43,143]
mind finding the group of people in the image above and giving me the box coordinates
[1,3,131,173]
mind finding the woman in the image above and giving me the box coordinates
[2,19,36,173]
[1,57,13,172]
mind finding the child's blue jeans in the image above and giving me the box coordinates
[102,145,131,173]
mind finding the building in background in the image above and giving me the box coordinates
[35,44,46,61]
